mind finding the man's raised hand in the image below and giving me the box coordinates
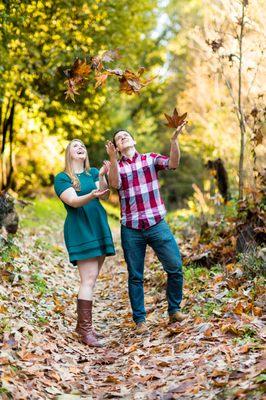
[105,141,117,160]
[171,121,187,141]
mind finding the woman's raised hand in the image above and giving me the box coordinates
[99,160,111,176]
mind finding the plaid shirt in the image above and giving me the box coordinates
[117,151,170,230]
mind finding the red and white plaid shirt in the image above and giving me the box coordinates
[117,151,170,229]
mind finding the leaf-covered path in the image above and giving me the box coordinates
[0,203,265,400]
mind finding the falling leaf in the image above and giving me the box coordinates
[164,108,188,129]
[91,55,103,71]
[119,69,155,95]
[101,49,120,63]
[63,59,91,80]
[95,73,110,89]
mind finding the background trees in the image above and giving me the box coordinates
[0,0,264,205]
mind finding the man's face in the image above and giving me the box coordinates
[114,131,136,152]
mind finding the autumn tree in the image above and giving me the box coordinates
[0,0,161,192]
[166,0,265,201]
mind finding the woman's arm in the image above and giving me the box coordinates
[98,161,111,200]
[60,187,109,208]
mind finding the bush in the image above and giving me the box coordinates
[238,247,266,278]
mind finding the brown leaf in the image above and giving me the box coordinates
[101,49,120,63]
[119,69,154,95]
[164,108,188,129]
[233,302,244,315]
[91,55,103,71]
[169,379,198,394]
[64,79,80,101]
[211,370,228,378]
[253,306,263,316]
[95,73,110,89]
[221,323,245,336]
[105,375,121,384]
[106,68,123,76]
[64,58,91,79]
[72,59,91,77]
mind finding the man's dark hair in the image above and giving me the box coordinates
[112,129,134,147]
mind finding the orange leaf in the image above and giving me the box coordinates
[233,302,243,315]
[253,306,263,316]
[95,73,109,89]
[105,375,121,384]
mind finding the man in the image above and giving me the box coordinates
[106,124,186,332]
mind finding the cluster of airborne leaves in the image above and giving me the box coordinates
[62,50,155,101]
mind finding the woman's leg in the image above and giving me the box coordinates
[75,257,102,347]
[77,258,99,300]
[97,255,106,274]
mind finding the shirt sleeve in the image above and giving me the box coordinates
[151,153,170,171]
[116,162,122,190]
[90,167,99,182]
[54,173,72,197]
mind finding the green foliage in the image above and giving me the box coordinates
[1,0,264,208]
[19,197,65,229]
[238,248,266,278]
[0,241,19,263]
[30,273,47,294]
[0,0,164,193]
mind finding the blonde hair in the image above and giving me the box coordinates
[64,139,90,191]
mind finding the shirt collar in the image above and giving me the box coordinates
[121,150,139,163]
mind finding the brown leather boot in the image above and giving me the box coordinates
[75,299,102,347]
[92,327,104,339]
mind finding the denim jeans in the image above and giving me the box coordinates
[121,219,183,323]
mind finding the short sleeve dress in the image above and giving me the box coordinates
[54,168,115,266]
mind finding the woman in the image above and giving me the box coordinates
[54,139,115,347]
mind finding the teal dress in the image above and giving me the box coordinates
[54,168,115,266]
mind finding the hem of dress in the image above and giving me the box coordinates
[70,248,115,266]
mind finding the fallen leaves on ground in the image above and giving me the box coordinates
[0,211,265,399]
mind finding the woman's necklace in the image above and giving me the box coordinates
[75,170,84,176]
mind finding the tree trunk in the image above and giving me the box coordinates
[0,98,15,190]
[238,1,246,201]
[4,102,15,189]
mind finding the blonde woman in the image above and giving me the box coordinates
[54,139,115,347]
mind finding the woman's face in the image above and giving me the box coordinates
[69,140,87,161]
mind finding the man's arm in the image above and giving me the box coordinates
[168,121,187,169]
[105,141,120,189]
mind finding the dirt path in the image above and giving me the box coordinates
[0,223,264,399]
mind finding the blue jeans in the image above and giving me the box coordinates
[121,219,183,323]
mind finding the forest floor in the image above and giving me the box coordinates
[0,198,265,400]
